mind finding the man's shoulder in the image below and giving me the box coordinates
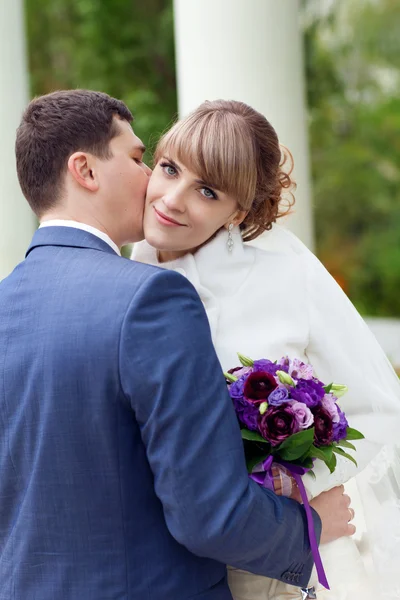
[88,252,160,285]
[93,254,198,312]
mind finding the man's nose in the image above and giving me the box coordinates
[142,163,152,177]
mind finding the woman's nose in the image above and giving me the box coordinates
[162,188,186,212]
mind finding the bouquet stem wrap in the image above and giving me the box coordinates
[250,455,329,590]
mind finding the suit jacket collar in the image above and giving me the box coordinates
[25,226,119,258]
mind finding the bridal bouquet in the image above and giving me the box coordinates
[225,353,364,589]
[225,354,363,477]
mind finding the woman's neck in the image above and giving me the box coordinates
[157,249,193,263]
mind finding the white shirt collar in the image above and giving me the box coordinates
[39,219,121,256]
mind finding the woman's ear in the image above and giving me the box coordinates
[225,210,248,229]
[67,152,99,192]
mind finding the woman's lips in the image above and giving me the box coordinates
[154,207,185,227]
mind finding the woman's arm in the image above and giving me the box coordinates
[302,252,400,497]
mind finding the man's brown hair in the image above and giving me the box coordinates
[15,89,133,216]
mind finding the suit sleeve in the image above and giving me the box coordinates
[303,252,400,497]
[119,269,320,585]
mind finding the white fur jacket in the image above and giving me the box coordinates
[132,224,400,499]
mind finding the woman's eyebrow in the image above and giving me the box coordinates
[162,156,181,172]
[194,177,219,190]
[163,157,219,190]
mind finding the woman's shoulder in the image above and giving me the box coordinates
[246,224,314,262]
[245,226,339,300]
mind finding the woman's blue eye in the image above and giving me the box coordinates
[201,187,217,200]
[160,162,177,176]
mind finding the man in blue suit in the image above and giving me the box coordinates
[0,90,354,600]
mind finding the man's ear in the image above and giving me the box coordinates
[67,152,99,192]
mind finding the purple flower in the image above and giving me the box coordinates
[233,397,260,431]
[290,401,314,429]
[268,386,289,406]
[258,404,299,446]
[332,408,349,442]
[228,366,253,379]
[287,358,314,381]
[228,376,246,399]
[321,394,340,424]
[312,406,334,446]
[244,371,278,404]
[290,379,325,408]
[253,359,280,376]
[276,356,290,373]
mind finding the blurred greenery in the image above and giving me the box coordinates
[303,0,400,316]
[25,0,400,316]
[25,0,177,164]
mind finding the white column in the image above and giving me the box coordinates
[173,0,314,249]
[0,0,35,280]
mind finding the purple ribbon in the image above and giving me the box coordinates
[250,456,329,590]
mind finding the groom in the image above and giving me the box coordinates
[0,90,354,600]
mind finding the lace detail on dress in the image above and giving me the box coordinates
[356,445,400,599]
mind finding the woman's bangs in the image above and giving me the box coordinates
[156,115,255,205]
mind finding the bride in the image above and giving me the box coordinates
[132,99,400,599]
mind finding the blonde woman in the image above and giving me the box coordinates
[132,100,400,599]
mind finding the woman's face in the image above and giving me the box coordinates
[143,154,242,258]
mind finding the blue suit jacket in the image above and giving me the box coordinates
[0,227,320,599]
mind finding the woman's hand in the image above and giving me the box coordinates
[271,464,303,502]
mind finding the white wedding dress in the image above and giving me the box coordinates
[132,224,400,600]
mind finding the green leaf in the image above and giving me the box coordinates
[333,446,358,467]
[277,446,312,461]
[323,383,333,394]
[293,457,315,470]
[237,353,254,367]
[307,444,333,463]
[297,448,314,463]
[241,429,269,444]
[336,440,356,451]
[246,454,270,474]
[306,444,338,473]
[279,428,315,450]
[277,428,315,461]
[224,372,238,383]
[345,427,365,441]
[325,451,337,474]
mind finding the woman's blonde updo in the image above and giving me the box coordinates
[154,99,295,241]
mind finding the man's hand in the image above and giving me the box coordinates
[310,485,356,545]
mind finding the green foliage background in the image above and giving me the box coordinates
[25,0,400,315]
[303,0,400,316]
[26,0,177,164]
